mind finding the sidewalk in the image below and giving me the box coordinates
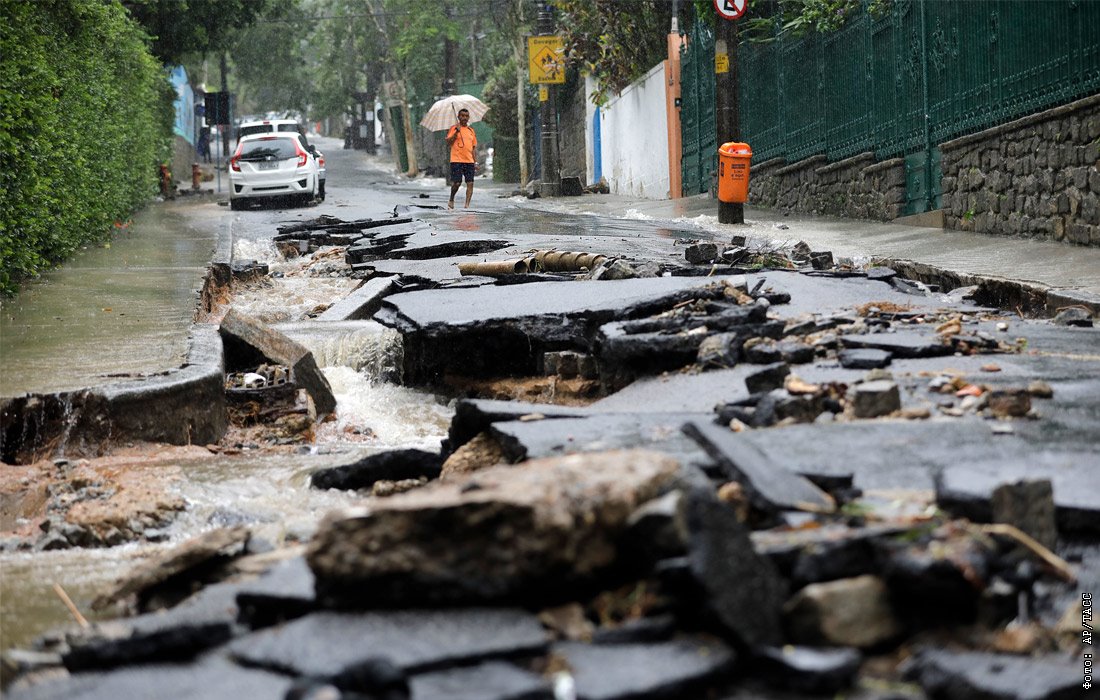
[514,189,1100,308]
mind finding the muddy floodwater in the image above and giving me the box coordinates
[0,199,457,652]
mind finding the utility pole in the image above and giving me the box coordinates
[219,51,231,159]
[715,13,743,224]
[537,1,560,197]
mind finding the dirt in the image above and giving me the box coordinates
[1,445,226,550]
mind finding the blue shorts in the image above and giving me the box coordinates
[451,162,475,184]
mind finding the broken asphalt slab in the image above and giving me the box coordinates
[226,608,549,677]
[375,275,746,384]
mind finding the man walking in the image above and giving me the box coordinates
[446,108,477,209]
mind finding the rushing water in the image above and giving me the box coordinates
[0,250,456,652]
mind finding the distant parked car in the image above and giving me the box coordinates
[229,133,322,209]
[236,118,304,143]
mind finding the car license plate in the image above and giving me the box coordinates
[258,161,278,170]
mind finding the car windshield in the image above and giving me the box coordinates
[239,139,297,160]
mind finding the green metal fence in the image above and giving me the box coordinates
[682,0,1100,208]
[681,19,717,196]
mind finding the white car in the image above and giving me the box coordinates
[236,118,303,142]
[229,133,321,209]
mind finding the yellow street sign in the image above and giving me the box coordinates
[538,85,549,102]
[715,53,729,74]
[528,36,565,84]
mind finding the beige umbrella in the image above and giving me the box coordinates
[420,94,489,131]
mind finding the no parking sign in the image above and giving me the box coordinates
[714,0,746,20]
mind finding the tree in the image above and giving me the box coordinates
[228,1,315,116]
[121,0,272,65]
[554,0,672,105]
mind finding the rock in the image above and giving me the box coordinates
[777,340,815,364]
[987,389,1031,418]
[906,649,1083,700]
[307,450,680,606]
[696,333,740,368]
[742,338,783,364]
[838,348,893,369]
[849,380,901,418]
[683,493,788,647]
[991,479,1057,551]
[409,661,550,700]
[589,259,643,280]
[440,431,507,479]
[309,449,443,491]
[721,246,750,265]
[783,575,901,648]
[683,420,836,514]
[92,526,251,612]
[750,390,826,427]
[744,362,790,394]
[808,251,834,270]
[219,309,336,419]
[553,638,735,700]
[1052,307,1094,327]
[684,243,719,264]
[228,608,548,678]
[755,645,861,694]
[1027,380,1054,398]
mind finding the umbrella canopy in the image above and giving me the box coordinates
[420,94,489,132]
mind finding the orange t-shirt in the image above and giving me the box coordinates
[448,125,476,163]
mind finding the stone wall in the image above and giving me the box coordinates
[940,94,1100,246]
[748,152,907,221]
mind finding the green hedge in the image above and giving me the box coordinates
[0,0,172,296]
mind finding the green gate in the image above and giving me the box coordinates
[680,19,716,196]
[685,0,1100,213]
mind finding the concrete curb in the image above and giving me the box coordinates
[879,259,1100,316]
[0,325,227,463]
[0,219,235,464]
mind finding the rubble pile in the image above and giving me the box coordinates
[4,215,1097,700]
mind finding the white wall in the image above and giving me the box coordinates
[587,62,670,199]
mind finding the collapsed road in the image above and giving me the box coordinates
[2,179,1099,700]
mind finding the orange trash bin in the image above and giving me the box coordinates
[717,142,752,203]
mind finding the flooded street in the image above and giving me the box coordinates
[3,137,1098,700]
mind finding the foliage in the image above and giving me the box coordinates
[228,0,315,116]
[554,0,673,106]
[120,0,271,64]
[0,0,172,296]
[733,0,894,42]
[481,56,537,137]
